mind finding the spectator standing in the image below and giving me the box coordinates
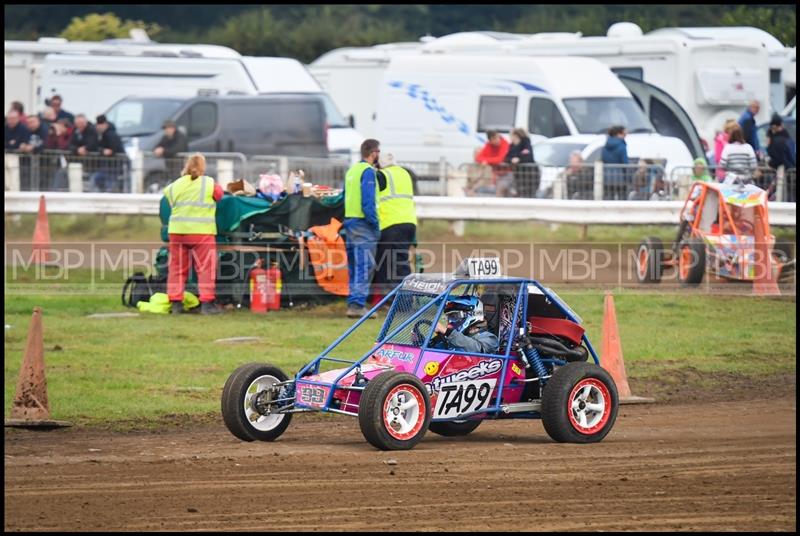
[371,152,417,304]
[562,150,594,199]
[163,153,225,315]
[90,115,128,192]
[47,94,75,124]
[4,110,30,151]
[714,119,738,180]
[600,125,629,199]
[691,157,714,182]
[45,121,71,150]
[737,100,761,159]
[20,115,48,153]
[766,114,796,171]
[154,120,189,182]
[343,139,381,318]
[500,127,536,197]
[719,124,757,184]
[68,114,98,155]
[40,106,57,126]
[9,101,27,124]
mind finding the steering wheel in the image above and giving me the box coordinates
[411,319,445,347]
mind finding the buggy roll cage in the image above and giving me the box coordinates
[291,276,601,418]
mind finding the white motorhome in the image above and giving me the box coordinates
[420,23,772,148]
[309,41,424,137]
[36,52,361,158]
[373,54,676,165]
[648,26,793,112]
[4,35,240,114]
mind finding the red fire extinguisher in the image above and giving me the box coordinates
[266,262,282,311]
[249,259,269,314]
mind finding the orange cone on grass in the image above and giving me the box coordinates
[4,307,71,428]
[601,292,654,404]
[31,195,52,265]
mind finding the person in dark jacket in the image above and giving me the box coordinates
[500,127,536,197]
[90,115,129,192]
[737,100,761,159]
[154,121,189,182]
[68,114,98,155]
[5,110,30,151]
[601,125,629,199]
[766,114,796,170]
[20,115,49,153]
[47,94,75,124]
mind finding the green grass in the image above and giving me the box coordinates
[4,266,795,427]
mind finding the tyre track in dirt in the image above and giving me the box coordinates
[4,397,795,531]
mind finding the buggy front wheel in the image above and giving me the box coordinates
[358,372,431,450]
[221,362,293,442]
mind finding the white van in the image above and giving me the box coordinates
[373,54,674,165]
[33,52,362,158]
[420,23,771,148]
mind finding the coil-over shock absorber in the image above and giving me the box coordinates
[516,328,548,380]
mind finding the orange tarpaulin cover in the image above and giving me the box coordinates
[306,218,349,296]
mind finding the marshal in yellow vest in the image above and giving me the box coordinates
[377,165,417,230]
[164,175,217,234]
[344,161,376,219]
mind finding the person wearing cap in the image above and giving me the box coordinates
[371,151,418,305]
[766,114,796,172]
[691,157,713,183]
[155,121,189,185]
[163,153,225,315]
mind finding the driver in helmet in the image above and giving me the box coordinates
[433,295,500,354]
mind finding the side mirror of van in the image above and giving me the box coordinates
[348,114,355,129]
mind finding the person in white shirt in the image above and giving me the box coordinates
[719,124,757,184]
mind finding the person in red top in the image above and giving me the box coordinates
[474,130,510,165]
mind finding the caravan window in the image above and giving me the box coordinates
[478,96,517,133]
[611,67,644,81]
[528,97,570,138]
[178,102,217,140]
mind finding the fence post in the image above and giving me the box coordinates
[677,170,691,200]
[5,153,20,191]
[68,163,83,193]
[438,157,447,197]
[278,156,289,181]
[217,159,234,191]
[131,151,144,194]
[552,166,564,200]
[593,161,603,201]
[776,165,785,202]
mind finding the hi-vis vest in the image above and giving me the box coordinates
[344,161,375,219]
[164,175,217,235]
[377,165,417,230]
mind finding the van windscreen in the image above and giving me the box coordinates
[563,97,653,135]
[105,98,185,137]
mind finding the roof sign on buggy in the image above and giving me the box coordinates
[400,273,455,295]
[453,257,504,279]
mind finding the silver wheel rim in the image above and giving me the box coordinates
[570,384,606,429]
[244,374,284,432]
[385,388,421,437]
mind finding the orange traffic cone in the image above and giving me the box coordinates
[31,195,52,265]
[752,210,780,296]
[600,292,654,405]
[4,308,71,428]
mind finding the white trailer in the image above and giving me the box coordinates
[373,54,680,165]
[419,23,771,148]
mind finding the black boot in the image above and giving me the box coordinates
[200,302,222,315]
[171,301,184,314]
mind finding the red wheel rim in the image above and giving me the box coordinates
[637,247,649,279]
[383,384,425,441]
[567,378,612,435]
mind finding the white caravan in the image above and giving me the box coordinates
[4,35,240,114]
[36,53,361,158]
[420,23,771,148]
[648,26,793,113]
[373,54,678,165]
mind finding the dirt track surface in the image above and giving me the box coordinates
[4,397,796,532]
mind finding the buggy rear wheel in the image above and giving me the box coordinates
[636,236,664,283]
[429,420,482,437]
[677,238,706,285]
[541,362,618,443]
[358,371,431,450]
[221,362,293,442]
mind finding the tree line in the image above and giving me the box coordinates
[5,4,796,64]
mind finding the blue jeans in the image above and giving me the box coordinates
[343,218,379,308]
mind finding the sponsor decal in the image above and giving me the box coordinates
[401,277,449,295]
[298,385,327,407]
[511,363,522,376]
[374,346,415,363]
[424,361,440,376]
[425,359,503,394]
